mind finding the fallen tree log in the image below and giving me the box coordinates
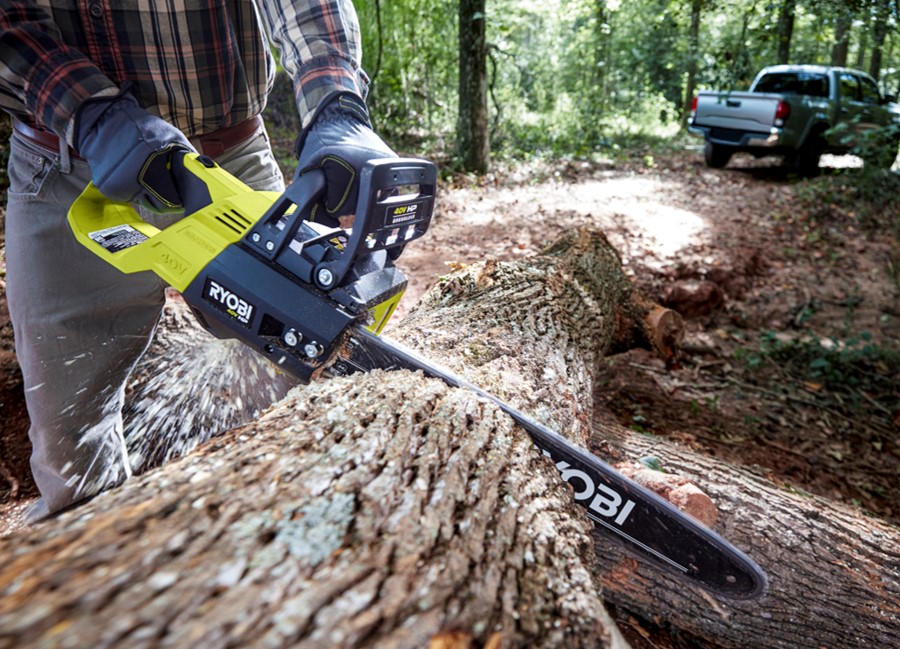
[1,228,897,649]
[1,228,653,649]
[364,229,900,649]
[2,372,623,648]
[592,420,900,649]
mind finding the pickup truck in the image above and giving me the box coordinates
[688,65,900,175]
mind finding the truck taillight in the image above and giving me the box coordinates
[690,96,698,118]
[774,100,790,125]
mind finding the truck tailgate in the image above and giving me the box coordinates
[693,91,782,134]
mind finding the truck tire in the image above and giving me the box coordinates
[786,135,824,177]
[704,142,734,168]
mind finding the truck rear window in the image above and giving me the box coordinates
[754,72,829,98]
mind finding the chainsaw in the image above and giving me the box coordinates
[68,153,767,600]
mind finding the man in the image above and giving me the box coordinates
[0,0,395,518]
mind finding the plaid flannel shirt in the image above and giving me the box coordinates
[0,0,365,145]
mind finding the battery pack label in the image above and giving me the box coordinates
[88,225,148,253]
[385,199,426,226]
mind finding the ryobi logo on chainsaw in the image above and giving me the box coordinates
[204,279,255,327]
[542,449,636,526]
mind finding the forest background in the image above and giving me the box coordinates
[354,0,900,170]
[0,2,899,646]
[1,0,899,181]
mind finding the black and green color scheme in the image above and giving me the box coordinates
[69,154,434,382]
[68,154,767,600]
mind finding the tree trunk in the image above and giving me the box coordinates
[682,0,703,125]
[830,9,852,67]
[855,29,867,70]
[457,0,490,174]
[868,0,891,80]
[592,0,610,117]
[1,229,898,649]
[775,0,795,65]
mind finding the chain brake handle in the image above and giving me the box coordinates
[317,158,437,289]
[242,158,437,291]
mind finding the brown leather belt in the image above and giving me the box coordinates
[12,120,84,160]
[12,115,263,160]
[193,116,263,157]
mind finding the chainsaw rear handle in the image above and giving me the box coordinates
[67,153,280,291]
[243,158,437,290]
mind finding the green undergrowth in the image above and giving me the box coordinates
[792,166,900,239]
[734,330,899,413]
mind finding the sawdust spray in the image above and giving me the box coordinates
[123,297,298,474]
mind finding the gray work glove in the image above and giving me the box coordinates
[75,92,195,212]
[295,92,396,226]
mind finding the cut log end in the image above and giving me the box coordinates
[614,462,718,527]
[608,300,685,366]
[644,305,685,366]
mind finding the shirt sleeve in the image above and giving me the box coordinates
[0,0,119,144]
[257,0,366,128]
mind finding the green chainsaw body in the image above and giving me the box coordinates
[68,153,438,382]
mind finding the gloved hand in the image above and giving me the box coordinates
[295,92,396,226]
[75,92,195,212]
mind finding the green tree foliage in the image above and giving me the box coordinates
[353,0,900,164]
[355,0,459,151]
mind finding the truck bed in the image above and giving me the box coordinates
[691,91,783,136]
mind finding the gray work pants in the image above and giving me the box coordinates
[5,123,286,514]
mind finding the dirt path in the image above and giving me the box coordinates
[2,150,898,539]
[393,151,899,527]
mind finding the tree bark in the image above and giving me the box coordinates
[682,0,703,125]
[457,0,490,174]
[775,0,795,65]
[591,419,900,649]
[1,229,898,649]
[830,8,852,67]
